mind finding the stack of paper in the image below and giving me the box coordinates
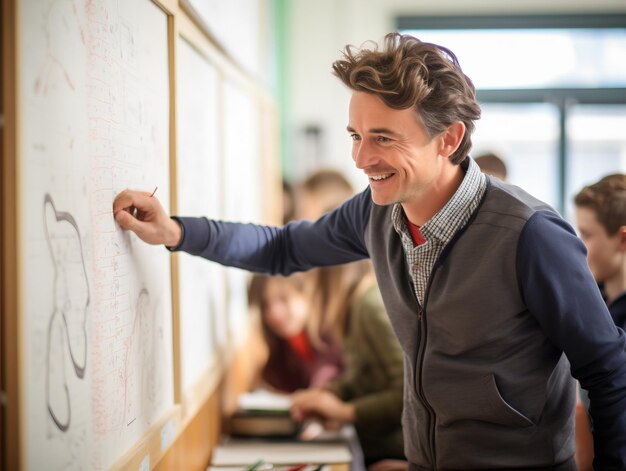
[211,437,352,466]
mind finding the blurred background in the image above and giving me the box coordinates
[233,0,626,223]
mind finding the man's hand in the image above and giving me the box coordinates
[112,189,182,247]
[290,389,355,427]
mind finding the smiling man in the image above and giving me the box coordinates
[113,33,626,470]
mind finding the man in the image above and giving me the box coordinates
[113,34,626,469]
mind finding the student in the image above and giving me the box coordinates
[248,273,343,393]
[291,170,405,465]
[248,171,365,395]
[113,33,626,469]
[575,173,626,329]
[573,173,626,470]
[296,169,355,221]
[289,267,405,466]
[474,152,507,180]
[293,169,375,360]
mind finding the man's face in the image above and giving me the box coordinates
[348,91,444,207]
[576,206,623,283]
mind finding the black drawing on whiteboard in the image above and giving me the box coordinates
[44,194,89,432]
[122,287,163,426]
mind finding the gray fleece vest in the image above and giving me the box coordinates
[364,179,576,470]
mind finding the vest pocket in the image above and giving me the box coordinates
[484,374,535,428]
[435,373,535,428]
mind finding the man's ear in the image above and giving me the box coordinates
[439,122,465,159]
[619,225,626,251]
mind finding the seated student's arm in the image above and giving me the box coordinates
[114,187,373,275]
[292,287,404,428]
[291,388,355,427]
[518,211,626,469]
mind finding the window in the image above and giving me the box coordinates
[399,14,626,218]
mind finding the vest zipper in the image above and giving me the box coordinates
[415,303,437,470]
[412,264,441,470]
[406,180,485,469]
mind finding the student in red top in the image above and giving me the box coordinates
[248,272,343,393]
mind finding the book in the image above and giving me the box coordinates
[228,390,300,438]
[228,409,300,438]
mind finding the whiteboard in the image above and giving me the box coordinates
[176,36,228,393]
[222,80,262,343]
[20,0,173,469]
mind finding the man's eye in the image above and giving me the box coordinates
[377,136,392,143]
[350,134,361,141]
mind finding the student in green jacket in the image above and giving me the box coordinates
[291,270,405,466]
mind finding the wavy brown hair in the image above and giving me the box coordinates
[332,32,481,164]
[575,173,626,235]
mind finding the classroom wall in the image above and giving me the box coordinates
[282,0,626,189]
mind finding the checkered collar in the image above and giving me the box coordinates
[392,157,486,244]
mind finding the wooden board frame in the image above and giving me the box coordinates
[2,0,21,469]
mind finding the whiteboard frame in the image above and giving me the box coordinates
[2,0,22,469]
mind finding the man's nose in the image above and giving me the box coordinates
[353,140,377,169]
